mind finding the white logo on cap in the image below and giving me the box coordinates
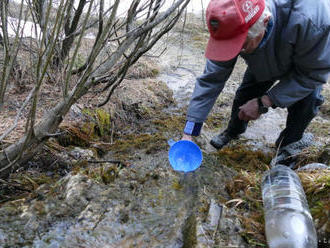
[242,0,253,13]
[242,0,260,23]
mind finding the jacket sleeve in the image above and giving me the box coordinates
[267,17,330,108]
[187,58,237,123]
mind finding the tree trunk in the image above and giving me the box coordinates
[0,99,70,178]
[53,0,87,67]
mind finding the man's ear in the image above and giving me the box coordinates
[263,15,271,27]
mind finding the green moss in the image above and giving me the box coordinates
[100,166,118,184]
[14,173,57,191]
[241,233,267,247]
[96,108,111,136]
[55,108,184,164]
[80,122,96,138]
[83,165,119,184]
[216,145,272,172]
[72,160,89,175]
[57,108,112,147]
[152,115,185,133]
[151,68,159,77]
[109,133,168,160]
[172,179,183,190]
[82,108,112,137]
[205,114,227,129]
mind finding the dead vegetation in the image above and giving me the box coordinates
[219,144,329,247]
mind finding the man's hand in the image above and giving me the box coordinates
[238,95,273,121]
[182,134,193,141]
[238,98,260,121]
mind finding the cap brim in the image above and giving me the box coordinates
[205,31,248,61]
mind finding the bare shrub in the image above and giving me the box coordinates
[0,0,190,178]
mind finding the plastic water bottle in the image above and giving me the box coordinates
[261,165,317,248]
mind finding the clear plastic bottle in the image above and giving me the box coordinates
[261,165,317,248]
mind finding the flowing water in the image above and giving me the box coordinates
[155,33,206,107]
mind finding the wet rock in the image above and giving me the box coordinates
[68,104,84,119]
[64,174,91,211]
[196,199,222,247]
[218,207,246,247]
[207,199,222,230]
[0,229,5,242]
[297,163,329,171]
[68,147,94,160]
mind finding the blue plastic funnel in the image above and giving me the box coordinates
[168,139,203,172]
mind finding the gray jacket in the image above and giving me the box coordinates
[187,0,330,123]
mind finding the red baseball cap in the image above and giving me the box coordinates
[205,0,265,61]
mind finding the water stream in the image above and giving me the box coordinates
[155,31,206,107]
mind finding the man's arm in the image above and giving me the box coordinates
[183,58,237,138]
[238,16,330,121]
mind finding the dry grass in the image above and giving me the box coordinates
[220,146,270,246]
[172,13,209,50]
[216,144,272,172]
[219,144,329,246]
[299,170,330,233]
[126,57,160,79]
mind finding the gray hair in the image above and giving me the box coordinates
[247,5,272,38]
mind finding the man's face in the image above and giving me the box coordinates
[240,30,266,54]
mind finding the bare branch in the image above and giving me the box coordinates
[0,0,25,106]
[0,0,190,179]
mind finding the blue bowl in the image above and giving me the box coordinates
[168,140,203,172]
